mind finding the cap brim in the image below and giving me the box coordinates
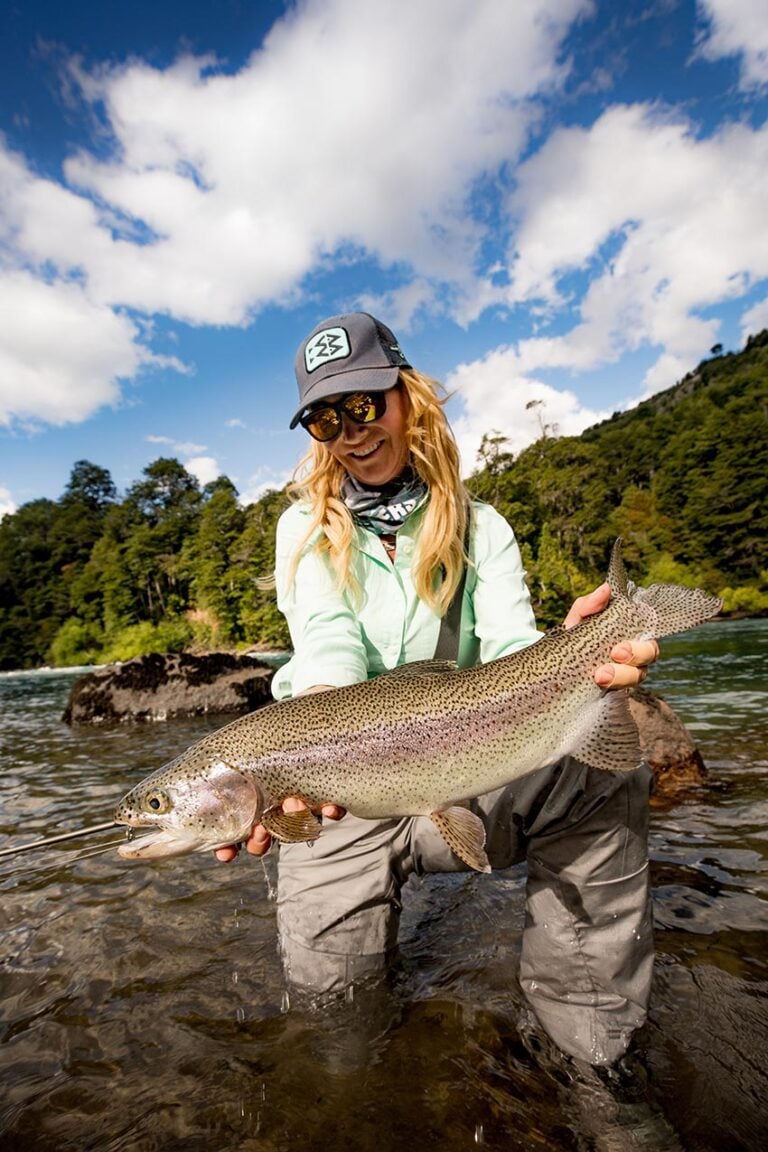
[289,365,403,429]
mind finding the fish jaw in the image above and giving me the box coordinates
[117,827,209,860]
[114,757,264,861]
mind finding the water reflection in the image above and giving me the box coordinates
[1,622,767,1150]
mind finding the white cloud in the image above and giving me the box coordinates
[238,465,292,506]
[500,104,768,399]
[448,347,607,474]
[0,486,16,519]
[0,0,592,429]
[3,0,767,448]
[225,418,246,429]
[6,0,589,321]
[0,270,146,426]
[0,146,190,428]
[184,455,221,487]
[145,434,207,456]
[695,0,768,88]
[449,101,768,465]
[356,279,438,333]
[740,295,768,341]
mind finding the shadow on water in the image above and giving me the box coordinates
[1,622,767,1151]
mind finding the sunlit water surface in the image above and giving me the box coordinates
[1,620,766,1151]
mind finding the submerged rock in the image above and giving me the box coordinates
[63,651,275,724]
[629,685,707,795]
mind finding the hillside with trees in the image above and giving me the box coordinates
[1,332,766,670]
[470,330,768,623]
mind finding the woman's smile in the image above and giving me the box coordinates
[349,438,384,460]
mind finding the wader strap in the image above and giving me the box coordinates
[432,506,471,663]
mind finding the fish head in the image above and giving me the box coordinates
[114,742,266,860]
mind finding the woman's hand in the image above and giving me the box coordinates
[215,798,345,863]
[564,583,660,689]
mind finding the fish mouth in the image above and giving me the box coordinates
[117,826,204,860]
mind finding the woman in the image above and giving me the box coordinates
[218,312,658,1067]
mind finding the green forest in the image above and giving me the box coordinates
[1,331,766,670]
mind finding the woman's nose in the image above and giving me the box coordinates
[339,413,368,441]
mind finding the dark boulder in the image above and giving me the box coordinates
[629,685,707,795]
[63,651,275,724]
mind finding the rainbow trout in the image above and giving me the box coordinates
[114,541,720,871]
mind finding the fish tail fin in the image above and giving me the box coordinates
[631,582,723,639]
[607,538,722,638]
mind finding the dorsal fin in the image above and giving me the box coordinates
[607,537,633,599]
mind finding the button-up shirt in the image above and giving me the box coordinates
[271,499,540,700]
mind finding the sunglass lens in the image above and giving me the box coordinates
[343,393,385,423]
[303,407,341,442]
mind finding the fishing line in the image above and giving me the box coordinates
[1,837,129,877]
[0,820,121,859]
[66,838,129,862]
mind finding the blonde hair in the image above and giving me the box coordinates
[286,368,469,615]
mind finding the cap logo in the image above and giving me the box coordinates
[305,327,350,373]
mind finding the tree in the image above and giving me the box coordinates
[122,459,202,621]
[0,499,64,666]
[234,489,291,648]
[63,460,117,511]
[185,478,246,644]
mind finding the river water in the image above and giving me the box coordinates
[1,620,766,1151]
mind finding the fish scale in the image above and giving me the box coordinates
[114,540,722,872]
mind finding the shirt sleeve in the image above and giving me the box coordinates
[271,504,369,699]
[469,502,541,664]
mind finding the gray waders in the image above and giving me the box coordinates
[276,759,653,1066]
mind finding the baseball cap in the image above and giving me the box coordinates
[290,312,411,429]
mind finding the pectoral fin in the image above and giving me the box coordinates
[261,807,323,842]
[431,806,491,873]
[571,689,643,773]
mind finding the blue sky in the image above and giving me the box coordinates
[1,0,767,514]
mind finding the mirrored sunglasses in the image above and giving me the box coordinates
[299,390,389,442]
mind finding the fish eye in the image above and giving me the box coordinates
[145,789,171,814]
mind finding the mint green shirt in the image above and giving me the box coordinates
[271,499,540,700]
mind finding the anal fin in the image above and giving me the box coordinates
[261,806,323,842]
[571,689,643,773]
[431,806,491,873]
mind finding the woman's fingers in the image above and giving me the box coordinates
[214,799,347,862]
[215,844,240,863]
[595,638,660,687]
[563,583,611,629]
[595,662,647,688]
[609,639,660,667]
[244,823,273,856]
